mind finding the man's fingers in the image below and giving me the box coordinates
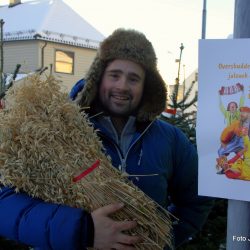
[112,242,136,250]
[91,203,142,249]
[94,203,124,216]
[115,220,138,231]
[117,233,142,246]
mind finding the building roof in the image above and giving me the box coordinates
[0,0,105,49]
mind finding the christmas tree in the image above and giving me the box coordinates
[161,78,197,145]
[160,54,227,249]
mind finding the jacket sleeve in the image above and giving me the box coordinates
[69,78,85,101]
[0,186,94,250]
[168,129,214,247]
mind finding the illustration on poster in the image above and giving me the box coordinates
[216,82,250,181]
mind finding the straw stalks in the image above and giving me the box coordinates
[0,75,173,249]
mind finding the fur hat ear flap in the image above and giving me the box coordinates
[137,70,167,121]
[76,57,105,107]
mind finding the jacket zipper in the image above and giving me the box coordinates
[102,120,155,173]
[93,114,155,173]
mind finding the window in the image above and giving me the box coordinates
[55,50,74,74]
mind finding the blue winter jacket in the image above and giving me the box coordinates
[0,186,94,249]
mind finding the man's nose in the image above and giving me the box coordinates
[117,76,129,90]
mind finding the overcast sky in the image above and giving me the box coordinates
[1,0,235,83]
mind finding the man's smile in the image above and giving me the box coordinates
[111,94,130,102]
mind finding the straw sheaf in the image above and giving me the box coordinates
[76,28,167,122]
[0,75,172,249]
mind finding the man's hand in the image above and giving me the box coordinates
[91,203,142,250]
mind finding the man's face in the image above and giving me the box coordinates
[99,59,145,117]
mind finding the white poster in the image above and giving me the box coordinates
[197,39,250,201]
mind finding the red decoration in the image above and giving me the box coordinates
[73,160,100,182]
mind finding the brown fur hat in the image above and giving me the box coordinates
[76,28,167,121]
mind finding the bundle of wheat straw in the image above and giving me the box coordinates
[0,75,173,249]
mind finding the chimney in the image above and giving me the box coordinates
[9,0,21,8]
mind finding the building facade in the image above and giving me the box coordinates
[0,0,105,92]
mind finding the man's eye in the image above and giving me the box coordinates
[110,74,119,79]
[130,77,139,83]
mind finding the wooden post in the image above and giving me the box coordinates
[227,1,250,249]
